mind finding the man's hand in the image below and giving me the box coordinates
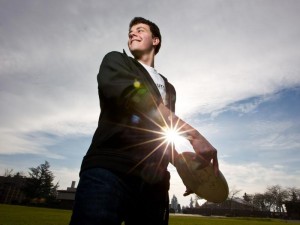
[183,187,194,196]
[181,138,219,196]
[189,137,219,177]
[156,102,219,183]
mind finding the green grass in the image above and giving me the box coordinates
[1,204,299,225]
[169,215,300,225]
[0,204,71,225]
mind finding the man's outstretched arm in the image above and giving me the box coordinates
[156,102,219,177]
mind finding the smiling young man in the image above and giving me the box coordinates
[128,22,160,66]
[69,17,218,225]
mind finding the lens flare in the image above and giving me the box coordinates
[114,99,193,174]
[163,126,181,144]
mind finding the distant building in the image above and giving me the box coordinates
[56,181,77,209]
[183,197,270,217]
[201,197,254,211]
[0,175,27,204]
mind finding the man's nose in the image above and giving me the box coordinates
[129,32,137,39]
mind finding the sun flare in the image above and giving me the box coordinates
[163,127,181,144]
[161,124,192,154]
[124,105,193,172]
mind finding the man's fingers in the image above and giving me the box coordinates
[183,188,194,196]
[212,152,219,176]
[194,152,210,169]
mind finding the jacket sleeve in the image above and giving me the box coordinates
[97,51,162,117]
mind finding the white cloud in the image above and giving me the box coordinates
[0,130,63,158]
[53,167,80,189]
[222,161,300,195]
[0,86,99,156]
[256,132,300,151]
[246,120,300,151]
[156,0,300,116]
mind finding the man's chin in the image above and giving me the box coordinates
[129,49,142,59]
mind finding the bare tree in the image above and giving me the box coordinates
[3,169,14,177]
[228,186,242,211]
[286,187,300,202]
[253,193,268,211]
[243,192,253,203]
[265,185,288,214]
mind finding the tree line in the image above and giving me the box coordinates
[169,184,300,216]
[3,161,59,203]
[3,161,300,213]
[241,185,300,213]
[189,185,300,214]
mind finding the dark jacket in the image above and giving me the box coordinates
[80,51,176,183]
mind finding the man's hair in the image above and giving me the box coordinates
[129,17,162,54]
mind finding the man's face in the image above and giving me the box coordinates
[128,23,159,57]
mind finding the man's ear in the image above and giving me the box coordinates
[153,37,160,47]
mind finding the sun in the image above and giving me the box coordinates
[123,105,193,172]
[161,123,193,154]
[163,127,181,144]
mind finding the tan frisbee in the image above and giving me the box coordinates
[174,152,229,203]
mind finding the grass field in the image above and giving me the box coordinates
[1,204,299,225]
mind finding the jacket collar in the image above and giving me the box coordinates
[122,50,163,104]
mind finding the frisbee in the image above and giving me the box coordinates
[174,152,229,203]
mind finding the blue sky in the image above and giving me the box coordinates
[1,0,300,206]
